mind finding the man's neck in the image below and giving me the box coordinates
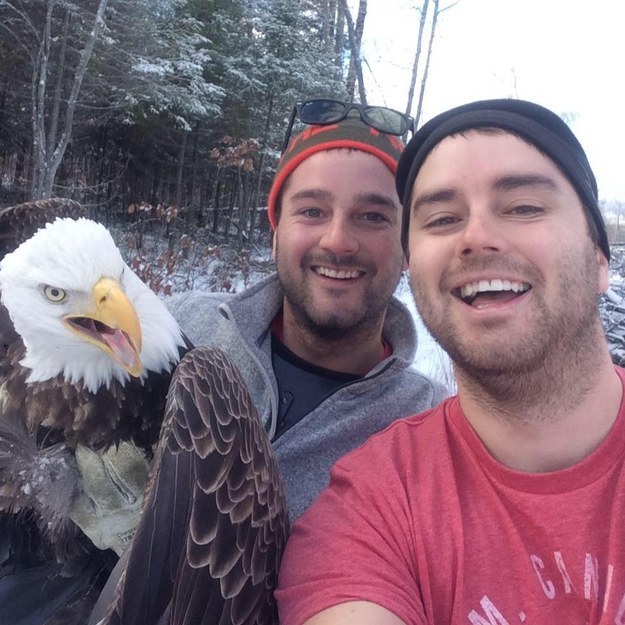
[456,345,623,473]
[278,308,387,376]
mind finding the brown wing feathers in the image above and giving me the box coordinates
[0,198,88,257]
[102,347,289,625]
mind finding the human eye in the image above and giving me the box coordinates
[361,211,390,224]
[505,204,545,217]
[300,207,323,218]
[423,214,461,230]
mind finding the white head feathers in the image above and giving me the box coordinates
[0,218,184,393]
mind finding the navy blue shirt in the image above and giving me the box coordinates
[271,336,360,439]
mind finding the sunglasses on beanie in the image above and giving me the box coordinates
[281,99,414,153]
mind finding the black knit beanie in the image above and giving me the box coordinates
[268,116,404,229]
[396,98,610,260]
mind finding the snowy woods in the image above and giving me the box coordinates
[0,0,444,251]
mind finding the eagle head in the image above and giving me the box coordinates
[0,217,184,393]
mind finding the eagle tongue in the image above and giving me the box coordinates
[102,329,138,369]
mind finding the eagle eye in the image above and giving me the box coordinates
[43,285,67,303]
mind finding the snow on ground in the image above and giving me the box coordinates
[394,274,455,392]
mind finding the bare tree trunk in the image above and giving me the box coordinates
[175,129,188,210]
[415,0,455,126]
[321,0,343,72]
[211,170,222,234]
[189,121,201,216]
[31,0,56,198]
[249,93,274,241]
[334,0,345,70]
[320,0,334,56]
[224,174,237,242]
[404,0,430,117]
[339,0,367,104]
[237,169,249,250]
[95,121,109,206]
[31,0,111,199]
[46,7,70,164]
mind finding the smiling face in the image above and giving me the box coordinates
[273,149,404,340]
[406,130,609,377]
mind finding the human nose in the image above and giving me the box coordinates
[319,216,359,255]
[456,212,508,258]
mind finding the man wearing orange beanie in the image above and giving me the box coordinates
[170,100,447,521]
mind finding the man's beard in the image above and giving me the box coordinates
[276,250,395,342]
[411,243,605,412]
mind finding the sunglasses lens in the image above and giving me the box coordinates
[363,106,410,135]
[299,100,348,124]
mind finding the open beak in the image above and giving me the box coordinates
[63,277,143,377]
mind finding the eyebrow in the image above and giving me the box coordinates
[411,173,560,215]
[492,174,559,193]
[289,188,399,210]
[289,188,333,204]
[355,192,399,210]
[411,189,457,215]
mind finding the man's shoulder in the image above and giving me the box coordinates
[335,398,454,471]
[166,289,231,318]
[366,360,451,414]
[382,295,417,359]
[166,274,279,320]
[164,274,281,347]
[165,290,231,340]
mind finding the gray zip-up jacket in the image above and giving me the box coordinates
[167,274,448,520]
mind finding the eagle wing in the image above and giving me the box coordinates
[0,198,88,257]
[101,347,290,625]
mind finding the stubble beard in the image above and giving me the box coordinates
[276,250,396,342]
[411,245,605,418]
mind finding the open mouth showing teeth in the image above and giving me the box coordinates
[454,279,531,307]
[313,266,363,280]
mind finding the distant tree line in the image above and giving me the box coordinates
[0,0,444,248]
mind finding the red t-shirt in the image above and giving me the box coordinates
[277,367,625,625]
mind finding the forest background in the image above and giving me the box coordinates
[3,0,625,383]
[0,0,445,273]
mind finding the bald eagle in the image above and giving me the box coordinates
[0,204,289,625]
[0,209,189,624]
[0,216,186,447]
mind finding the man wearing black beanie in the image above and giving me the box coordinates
[396,98,610,260]
[277,99,624,625]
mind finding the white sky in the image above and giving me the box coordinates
[360,0,625,202]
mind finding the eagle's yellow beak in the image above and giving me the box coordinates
[63,277,143,377]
